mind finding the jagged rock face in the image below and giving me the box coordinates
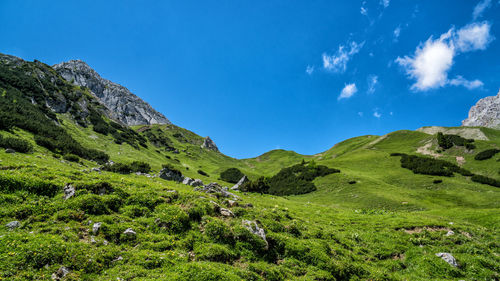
[201,136,219,152]
[462,89,500,129]
[53,60,171,126]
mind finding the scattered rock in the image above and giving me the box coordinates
[446,230,455,236]
[220,208,235,217]
[182,177,194,185]
[190,179,204,187]
[63,184,75,200]
[195,182,240,200]
[201,136,219,152]
[159,166,184,182]
[123,228,136,237]
[90,236,97,244]
[5,221,20,230]
[92,222,102,235]
[5,148,15,153]
[51,266,70,280]
[242,220,268,249]
[231,176,249,191]
[112,256,123,263]
[435,252,458,267]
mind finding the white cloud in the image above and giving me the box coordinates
[306,65,314,75]
[394,26,401,40]
[380,0,390,8]
[396,32,454,91]
[396,22,493,91]
[374,111,382,118]
[360,6,368,16]
[472,0,491,20]
[358,112,364,117]
[367,75,378,94]
[455,22,493,52]
[338,83,358,100]
[323,41,364,73]
[449,76,484,89]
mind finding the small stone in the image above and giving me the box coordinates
[90,236,97,244]
[5,221,20,230]
[445,230,455,236]
[123,228,136,237]
[112,256,123,263]
[51,266,70,280]
[242,220,268,249]
[220,208,234,217]
[63,184,75,200]
[5,148,15,153]
[435,252,458,267]
[92,222,102,235]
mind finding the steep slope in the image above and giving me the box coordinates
[54,60,170,126]
[462,89,500,129]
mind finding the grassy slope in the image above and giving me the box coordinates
[0,120,499,280]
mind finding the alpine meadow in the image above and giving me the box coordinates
[1,1,500,280]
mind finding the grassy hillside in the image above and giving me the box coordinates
[0,56,499,280]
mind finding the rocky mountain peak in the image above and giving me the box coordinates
[53,60,171,126]
[462,89,500,129]
[201,136,219,152]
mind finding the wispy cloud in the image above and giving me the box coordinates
[306,65,314,75]
[323,41,364,73]
[338,83,358,100]
[360,1,368,16]
[373,111,382,118]
[393,26,401,40]
[380,0,390,8]
[396,22,493,91]
[449,76,484,89]
[367,75,378,94]
[472,0,491,20]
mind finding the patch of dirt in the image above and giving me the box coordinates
[400,226,451,234]
[364,134,388,149]
[392,253,405,260]
[456,156,466,166]
[417,126,489,140]
[416,141,441,158]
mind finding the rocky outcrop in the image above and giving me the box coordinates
[462,89,500,129]
[159,166,184,182]
[53,60,171,126]
[201,136,219,152]
[231,176,249,191]
[435,252,458,267]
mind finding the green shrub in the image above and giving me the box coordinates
[0,135,33,153]
[471,174,500,187]
[126,191,165,210]
[187,200,213,221]
[154,204,190,233]
[102,162,132,174]
[194,243,237,263]
[437,132,475,150]
[63,153,80,162]
[74,194,109,215]
[220,168,245,183]
[474,149,500,161]
[130,161,151,173]
[121,204,150,218]
[204,218,234,244]
[0,173,59,196]
[392,153,473,177]
[169,262,247,281]
[198,169,209,177]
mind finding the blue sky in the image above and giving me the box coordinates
[1,1,499,158]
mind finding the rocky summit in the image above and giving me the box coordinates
[462,89,500,129]
[53,60,171,126]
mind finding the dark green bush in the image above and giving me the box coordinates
[437,132,475,150]
[392,153,473,177]
[474,149,500,161]
[74,194,109,215]
[63,153,80,162]
[198,169,209,177]
[0,135,33,153]
[220,168,245,183]
[154,204,190,233]
[204,218,234,244]
[130,161,151,173]
[103,162,132,174]
[433,179,443,184]
[471,175,500,187]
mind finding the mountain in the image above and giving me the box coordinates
[0,54,499,280]
[462,89,500,129]
[53,60,170,126]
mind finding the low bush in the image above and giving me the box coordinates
[437,132,475,150]
[63,153,80,162]
[0,173,59,196]
[198,169,209,177]
[204,218,234,244]
[130,161,151,173]
[220,168,245,183]
[154,204,190,233]
[0,135,33,153]
[392,153,473,177]
[194,243,237,263]
[74,194,110,215]
[103,161,151,174]
[474,149,500,161]
[471,174,500,187]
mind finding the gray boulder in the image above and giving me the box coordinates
[462,89,500,129]
[92,222,102,235]
[63,184,75,200]
[123,228,137,238]
[5,221,20,230]
[182,177,194,185]
[231,175,249,191]
[220,208,235,217]
[242,220,268,249]
[51,266,70,280]
[195,182,239,200]
[435,252,458,267]
[159,167,184,182]
[191,179,204,187]
[201,136,219,152]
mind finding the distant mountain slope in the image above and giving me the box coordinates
[462,89,500,129]
[53,60,170,126]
